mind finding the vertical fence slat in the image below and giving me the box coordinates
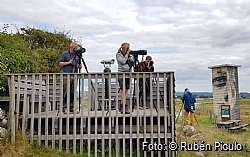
[9,75,15,144]
[73,74,77,154]
[94,74,98,157]
[45,75,49,147]
[66,74,70,153]
[87,74,91,157]
[15,76,20,132]
[22,75,28,137]
[80,74,84,154]
[108,73,112,157]
[150,73,154,157]
[164,73,168,157]
[170,72,176,157]
[136,73,140,157]
[143,73,147,157]
[157,73,161,157]
[59,74,63,151]
[38,75,42,146]
[168,74,172,157]
[101,74,105,157]
[122,73,125,157]
[52,74,56,149]
[30,75,35,144]
[129,74,133,157]
[115,74,120,157]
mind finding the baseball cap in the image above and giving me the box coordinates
[184,88,189,91]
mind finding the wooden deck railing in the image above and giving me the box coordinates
[7,72,176,157]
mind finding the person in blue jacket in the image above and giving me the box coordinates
[58,42,82,111]
[182,88,196,126]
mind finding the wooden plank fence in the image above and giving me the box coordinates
[7,72,177,157]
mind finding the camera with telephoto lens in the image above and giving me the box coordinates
[74,47,86,57]
[130,50,147,55]
[126,58,134,68]
[149,61,154,66]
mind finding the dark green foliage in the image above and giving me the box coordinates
[0,25,74,96]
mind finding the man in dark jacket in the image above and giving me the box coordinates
[182,88,196,126]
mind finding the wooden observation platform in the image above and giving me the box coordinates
[7,72,176,157]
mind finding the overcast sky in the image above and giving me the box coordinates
[1,0,249,92]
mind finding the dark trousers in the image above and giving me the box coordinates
[63,79,74,103]
[139,78,150,106]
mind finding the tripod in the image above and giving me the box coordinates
[132,54,158,112]
[61,52,96,114]
[76,53,96,110]
[98,60,116,111]
[175,103,199,127]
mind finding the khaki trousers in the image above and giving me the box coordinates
[184,110,194,126]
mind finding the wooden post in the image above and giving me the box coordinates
[9,75,16,144]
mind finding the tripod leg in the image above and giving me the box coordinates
[132,79,136,112]
[78,78,81,112]
[110,88,120,107]
[63,92,67,103]
[175,104,184,123]
[145,79,158,112]
[152,99,158,113]
[194,114,199,127]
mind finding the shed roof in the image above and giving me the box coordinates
[208,64,241,69]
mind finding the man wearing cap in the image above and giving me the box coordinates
[182,88,196,126]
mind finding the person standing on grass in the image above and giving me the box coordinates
[182,88,196,126]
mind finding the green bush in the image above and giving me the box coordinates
[0,25,73,96]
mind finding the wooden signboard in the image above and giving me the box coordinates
[221,105,230,122]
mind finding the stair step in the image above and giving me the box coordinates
[228,124,249,130]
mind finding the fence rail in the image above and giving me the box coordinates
[7,72,176,157]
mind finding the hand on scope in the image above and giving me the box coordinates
[147,63,151,69]
[126,48,131,54]
[68,59,74,64]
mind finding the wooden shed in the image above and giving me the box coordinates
[208,64,241,122]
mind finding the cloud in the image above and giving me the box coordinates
[0,0,250,92]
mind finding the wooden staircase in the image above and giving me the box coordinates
[216,120,249,132]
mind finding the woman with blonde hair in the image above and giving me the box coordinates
[116,42,134,114]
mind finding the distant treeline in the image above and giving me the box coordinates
[175,92,250,98]
[240,92,250,98]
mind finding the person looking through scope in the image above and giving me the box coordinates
[58,42,83,112]
[116,42,134,114]
[137,56,154,109]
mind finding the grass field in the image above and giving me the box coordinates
[175,98,250,157]
[0,98,250,156]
